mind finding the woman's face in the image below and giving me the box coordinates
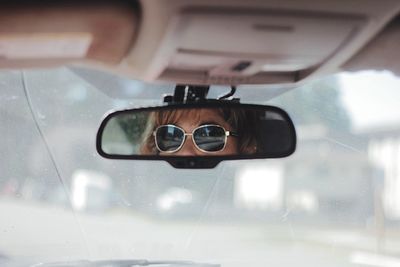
[158,108,239,156]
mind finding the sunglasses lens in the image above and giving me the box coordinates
[156,125,184,152]
[193,126,226,152]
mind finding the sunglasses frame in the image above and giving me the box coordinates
[153,124,238,153]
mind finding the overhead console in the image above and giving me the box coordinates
[142,10,364,84]
[125,0,400,85]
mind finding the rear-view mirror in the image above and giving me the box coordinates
[97,102,296,168]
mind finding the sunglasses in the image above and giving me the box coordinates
[154,124,238,153]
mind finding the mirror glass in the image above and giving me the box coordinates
[98,104,296,159]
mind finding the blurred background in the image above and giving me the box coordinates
[0,68,400,267]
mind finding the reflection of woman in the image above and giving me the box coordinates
[140,108,260,156]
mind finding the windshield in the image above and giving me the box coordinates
[1,68,400,267]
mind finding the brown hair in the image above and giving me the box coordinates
[140,108,260,155]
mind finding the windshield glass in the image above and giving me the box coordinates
[1,68,400,267]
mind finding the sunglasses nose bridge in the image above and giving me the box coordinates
[175,133,200,155]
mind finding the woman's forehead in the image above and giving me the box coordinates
[165,108,229,128]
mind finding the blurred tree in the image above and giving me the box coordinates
[270,76,351,131]
[116,112,150,145]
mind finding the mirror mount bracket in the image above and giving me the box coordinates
[163,85,240,105]
[218,86,237,100]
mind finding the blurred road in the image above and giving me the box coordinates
[0,198,398,267]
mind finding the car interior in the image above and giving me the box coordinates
[1,0,400,267]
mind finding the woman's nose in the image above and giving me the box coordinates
[176,137,200,156]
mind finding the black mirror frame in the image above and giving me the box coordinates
[96,101,297,169]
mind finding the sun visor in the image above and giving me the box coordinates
[343,17,400,77]
[0,1,138,69]
[141,10,365,84]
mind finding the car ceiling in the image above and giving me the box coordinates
[0,0,399,86]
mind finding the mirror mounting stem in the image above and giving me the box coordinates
[164,85,209,104]
[218,86,237,100]
[164,85,240,105]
